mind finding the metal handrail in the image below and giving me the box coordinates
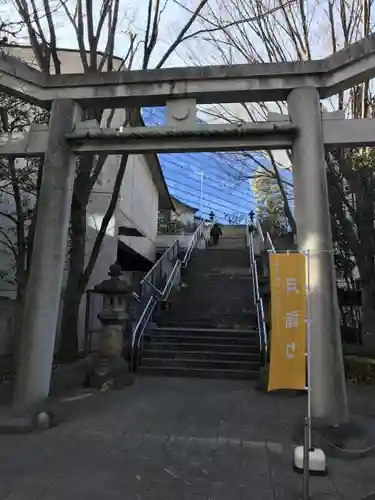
[182,219,205,267]
[162,260,182,298]
[130,260,181,371]
[142,259,182,300]
[142,240,180,296]
[131,219,206,372]
[266,232,276,253]
[256,218,265,244]
[131,296,157,372]
[131,256,181,372]
[246,218,268,365]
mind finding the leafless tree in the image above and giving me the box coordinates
[5,0,209,360]
[0,92,47,358]
[177,0,375,339]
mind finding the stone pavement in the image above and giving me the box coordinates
[0,377,374,500]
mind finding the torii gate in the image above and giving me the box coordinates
[2,35,375,422]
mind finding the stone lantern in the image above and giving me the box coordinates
[85,263,134,390]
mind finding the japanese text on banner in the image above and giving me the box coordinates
[268,253,307,391]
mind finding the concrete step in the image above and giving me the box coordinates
[137,366,258,380]
[167,304,255,314]
[162,303,257,311]
[171,285,253,294]
[183,271,252,278]
[185,261,250,267]
[156,318,224,329]
[157,321,258,331]
[207,244,246,250]
[184,266,248,274]
[163,300,256,309]
[145,342,258,353]
[152,327,258,339]
[171,291,254,302]
[141,349,259,362]
[176,279,253,288]
[158,314,258,328]
[187,249,248,261]
[156,322,258,331]
[189,255,248,263]
[140,357,260,371]
[157,324,258,333]
[147,334,259,346]
[215,240,245,244]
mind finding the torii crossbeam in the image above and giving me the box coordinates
[1,34,375,107]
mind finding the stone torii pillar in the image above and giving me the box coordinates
[14,99,82,411]
[287,87,348,425]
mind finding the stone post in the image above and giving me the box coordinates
[287,87,348,425]
[14,100,82,411]
[85,263,133,389]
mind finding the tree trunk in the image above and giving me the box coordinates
[58,193,87,361]
[58,152,129,360]
[58,277,83,361]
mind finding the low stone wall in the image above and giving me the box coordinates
[345,355,375,385]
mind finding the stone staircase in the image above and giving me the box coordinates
[138,226,261,379]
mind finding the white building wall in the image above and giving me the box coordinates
[173,211,195,227]
[156,233,193,249]
[117,155,158,262]
[170,200,196,228]
[3,46,159,265]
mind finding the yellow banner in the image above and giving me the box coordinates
[268,253,307,391]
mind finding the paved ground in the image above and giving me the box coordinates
[0,377,374,500]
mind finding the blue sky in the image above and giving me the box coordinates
[142,107,264,224]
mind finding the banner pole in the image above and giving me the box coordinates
[295,251,327,477]
[306,250,312,450]
[303,416,310,500]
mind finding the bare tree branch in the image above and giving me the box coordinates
[156,0,209,68]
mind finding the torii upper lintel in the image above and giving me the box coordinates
[1,34,375,108]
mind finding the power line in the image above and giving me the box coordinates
[163,174,254,210]
[164,172,253,208]
[160,153,256,186]
[162,157,251,194]
[169,186,242,214]
[177,150,263,181]
[164,176,254,211]
[166,179,256,214]
[168,189,248,220]
[161,159,253,204]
